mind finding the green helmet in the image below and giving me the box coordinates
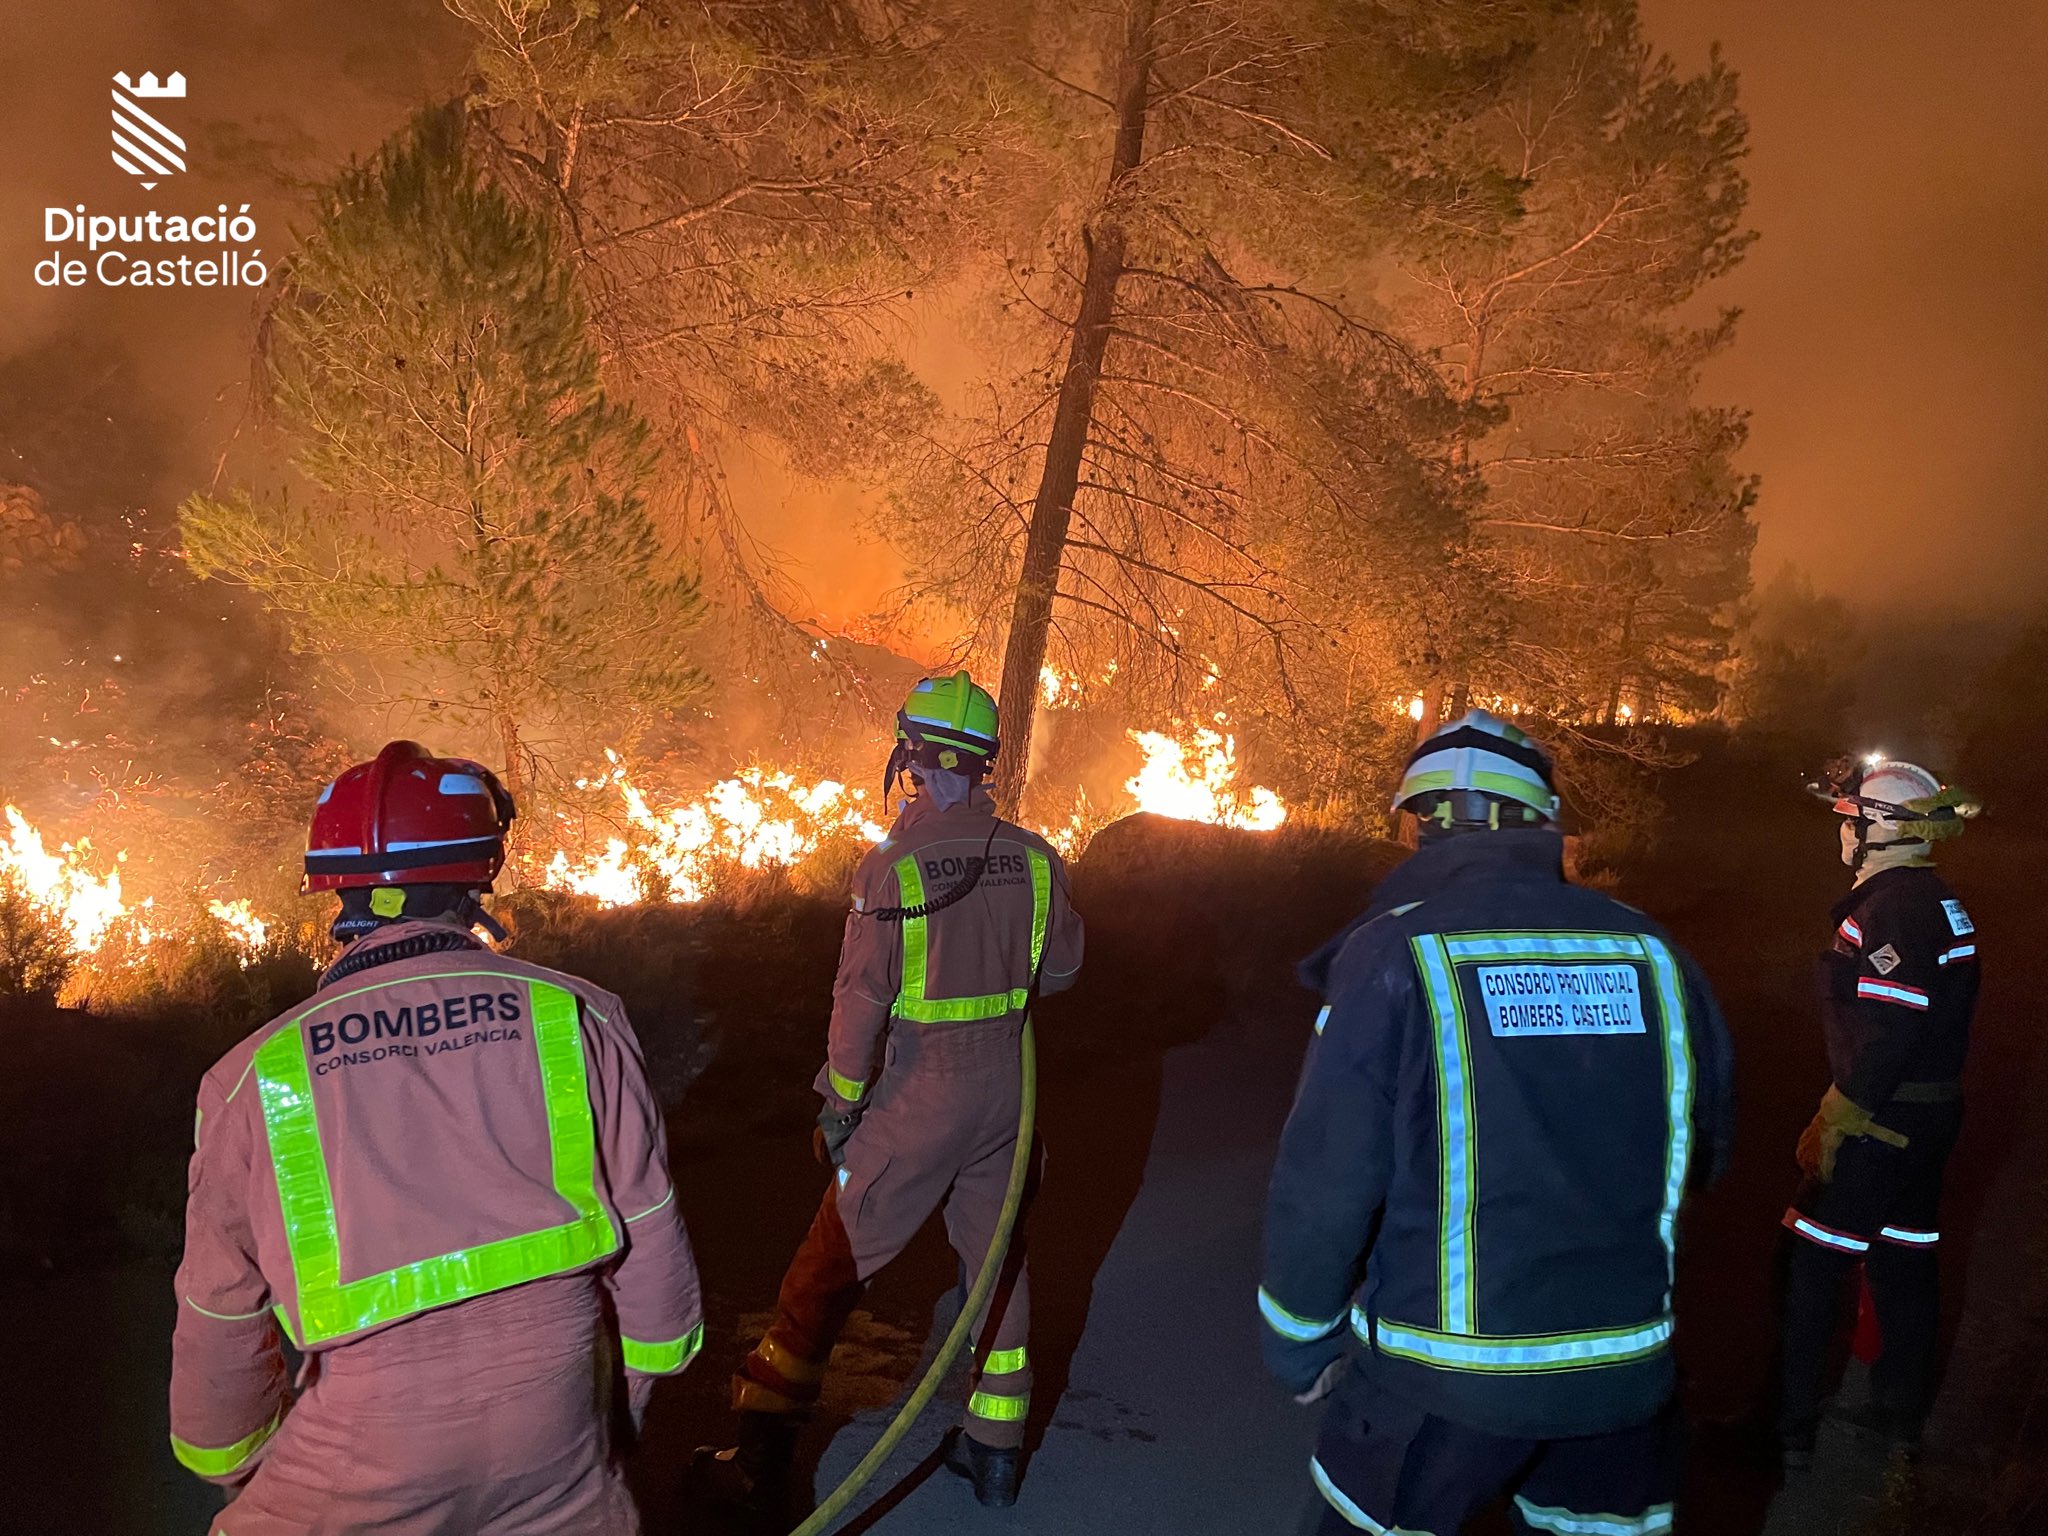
[1394,709,1560,829]
[895,670,1001,773]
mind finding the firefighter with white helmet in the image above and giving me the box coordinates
[169,741,703,1534]
[1263,711,1735,1534]
[1777,755,1983,1465]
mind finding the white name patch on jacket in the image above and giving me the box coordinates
[1476,963,1647,1036]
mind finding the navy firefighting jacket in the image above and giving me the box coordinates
[1260,829,1735,1439]
[1823,864,1980,1109]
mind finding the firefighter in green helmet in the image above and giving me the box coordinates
[696,672,1084,1525]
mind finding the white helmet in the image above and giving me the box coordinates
[1812,756,1979,870]
[1829,760,1942,825]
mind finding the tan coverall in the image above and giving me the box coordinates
[735,791,1084,1448]
[169,921,703,1535]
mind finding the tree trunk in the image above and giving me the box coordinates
[489,708,531,885]
[990,0,1160,813]
[1603,593,1637,727]
[1414,679,1448,744]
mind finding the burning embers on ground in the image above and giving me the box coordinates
[0,720,1287,992]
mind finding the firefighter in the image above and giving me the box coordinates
[169,741,703,1535]
[698,671,1084,1521]
[1261,711,1735,1536]
[1777,757,1982,1466]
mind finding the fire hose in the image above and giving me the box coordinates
[787,1014,1037,1536]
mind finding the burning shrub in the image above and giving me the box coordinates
[0,872,73,1001]
[537,759,888,907]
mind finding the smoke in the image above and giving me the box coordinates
[1639,0,2048,617]
[0,0,469,794]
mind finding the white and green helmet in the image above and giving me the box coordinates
[1394,710,1561,825]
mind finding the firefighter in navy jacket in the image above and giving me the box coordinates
[1778,758,1982,1463]
[1261,712,1734,1536]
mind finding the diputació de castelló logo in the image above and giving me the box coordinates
[111,70,187,190]
[31,69,268,291]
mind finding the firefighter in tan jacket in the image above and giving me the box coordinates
[700,672,1083,1522]
[169,741,703,1535]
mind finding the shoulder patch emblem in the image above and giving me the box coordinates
[1941,899,1975,937]
[1868,943,1902,976]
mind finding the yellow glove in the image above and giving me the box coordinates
[1799,1085,1908,1182]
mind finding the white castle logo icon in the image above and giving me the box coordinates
[111,71,188,190]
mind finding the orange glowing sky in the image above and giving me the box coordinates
[1640,0,2048,615]
[6,2,2044,644]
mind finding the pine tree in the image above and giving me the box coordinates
[182,105,704,804]
[446,0,1011,725]
[890,0,1530,808]
[1392,0,1757,731]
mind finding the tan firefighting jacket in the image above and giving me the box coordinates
[169,921,702,1486]
[821,791,1084,1107]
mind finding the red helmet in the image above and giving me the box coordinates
[304,740,517,893]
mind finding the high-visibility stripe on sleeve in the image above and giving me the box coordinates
[1879,1225,1940,1246]
[1837,917,1864,946]
[1937,944,1977,966]
[1259,1286,1345,1342]
[1783,1208,1870,1253]
[827,1067,867,1103]
[982,1345,1028,1375]
[171,1410,281,1478]
[1856,978,1930,1009]
[1313,1005,1331,1036]
[622,1321,704,1375]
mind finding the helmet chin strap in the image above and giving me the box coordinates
[1846,817,1929,876]
[887,711,990,810]
[882,740,911,806]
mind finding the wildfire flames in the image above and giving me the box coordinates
[0,716,1286,991]
[539,756,889,907]
[1123,724,1287,832]
[1,805,138,953]
[207,898,271,959]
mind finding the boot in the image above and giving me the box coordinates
[943,1428,1022,1508]
[692,1411,801,1532]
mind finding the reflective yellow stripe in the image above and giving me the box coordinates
[171,1409,281,1477]
[827,1067,867,1103]
[622,1321,704,1374]
[256,978,619,1346]
[982,1345,1028,1375]
[897,854,932,1010]
[893,849,1052,1023]
[967,1388,1030,1422]
[755,1331,827,1384]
